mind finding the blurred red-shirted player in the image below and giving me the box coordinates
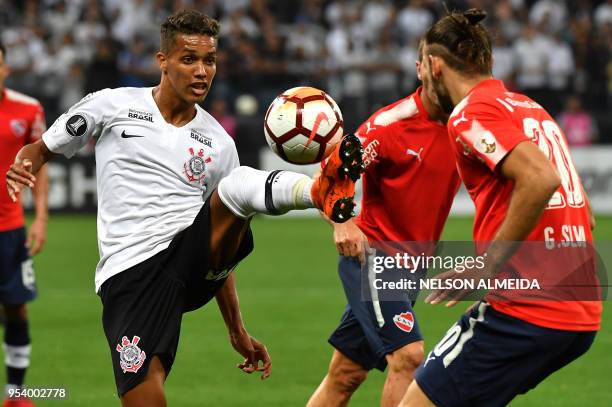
[0,41,48,407]
[308,44,460,407]
[399,9,601,407]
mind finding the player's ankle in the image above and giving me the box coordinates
[293,177,314,209]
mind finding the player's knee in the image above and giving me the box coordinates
[388,342,424,374]
[221,166,256,189]
[328,362,368,394]
[3,304,27,322]
[217,166,261,218]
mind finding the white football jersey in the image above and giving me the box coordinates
[42,87,240,291]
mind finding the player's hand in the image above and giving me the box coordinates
[589,213,596,231]
[230,328,272,380]
[425,265,492,308]
[333,219,368,265]
[6,158,36,202]
[27,217,47,256]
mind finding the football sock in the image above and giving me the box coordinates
[218,166,314,218]
[4,320,30,390]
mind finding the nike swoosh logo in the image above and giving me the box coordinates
[121,130,144,138]
[305,111,330,147]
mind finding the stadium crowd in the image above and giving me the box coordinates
[1,0,611,153]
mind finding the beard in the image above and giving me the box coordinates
[424,62,456,115]
[432,79,455,115]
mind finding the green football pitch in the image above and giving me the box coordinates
[16,215,612,406]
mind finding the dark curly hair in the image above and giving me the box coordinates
[0,41,6,59]
[424,8,492,76]
[160,9,220,54]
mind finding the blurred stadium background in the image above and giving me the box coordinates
[3,0,611,214]
[1,0,611,405]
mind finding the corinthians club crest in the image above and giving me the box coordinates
[183,147,212,190]
[116,335,146,373]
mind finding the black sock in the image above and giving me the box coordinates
[4,320,30,387]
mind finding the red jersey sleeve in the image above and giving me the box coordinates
[27,103,46,143]
[449,100,527,172]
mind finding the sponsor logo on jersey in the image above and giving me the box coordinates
[500,97,542,110]
[121,130,144,139]
[407,147,424,162]
[452,111,468,127]
[455,136,472,156]
[393,311,414,332]
[65,114,89,137]
[362,139,380,168]
[9,119,27,138]
[364,121,376,134]
[116,336,146,374]
[128,109,153,122]
[183,147,212,189]
[190,129,212,147]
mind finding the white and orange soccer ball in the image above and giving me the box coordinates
[264,86,344,165]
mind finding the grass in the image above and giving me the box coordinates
[14,215,612,406]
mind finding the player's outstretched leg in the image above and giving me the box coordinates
[307,350,368,407]
[209,191,252,271]
[3,304,33,407]
[120,356,167,407]
[382,342,424,407]
[217,134,363,224]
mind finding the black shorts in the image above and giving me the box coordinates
[99,198,253,396]
[416,301,597,407]
[0,228,37,305]
[328,256,423,371]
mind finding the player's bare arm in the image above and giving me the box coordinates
[492,141,562,242]
[585,193,595,230]
[471,141,562,286]
[27,163,49,255]
[6,139,55,202]
[333,219,368,264]
[215,273,271,380]
[428,141,561,306]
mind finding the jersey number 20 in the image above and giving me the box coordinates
[523,118,585,209]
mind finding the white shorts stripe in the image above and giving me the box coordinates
[366,248,385,328]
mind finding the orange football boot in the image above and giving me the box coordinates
[311,134,364,223]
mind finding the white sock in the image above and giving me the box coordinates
[218,166,314,218]
[3,343,30,369]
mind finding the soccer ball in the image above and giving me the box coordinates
[264,87,344,165]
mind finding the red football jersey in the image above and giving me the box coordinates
[0,88,46,232]
[355,88,460,246]
[449,79,601,331]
